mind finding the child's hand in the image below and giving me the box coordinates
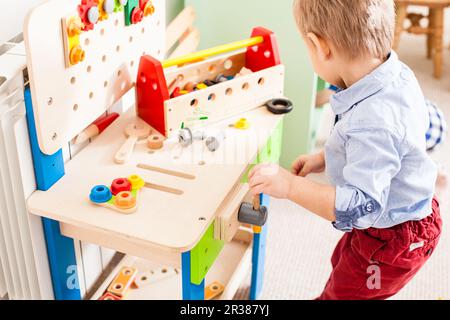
[248,164,294,199]
[291,151,325,177]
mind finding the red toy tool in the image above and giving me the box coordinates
[73,112,119,145]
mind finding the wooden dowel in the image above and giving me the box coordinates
[137,163,196,180]
[162,36,264,68]
[252,195,261,211]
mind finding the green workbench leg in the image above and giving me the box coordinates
[182,222,224,300]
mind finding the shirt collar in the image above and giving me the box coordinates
[330,51,401,115]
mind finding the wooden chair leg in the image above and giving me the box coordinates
[393,3,408,50]
[432,8,444,79]
[427,9,435,59]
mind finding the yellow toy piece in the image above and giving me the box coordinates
[63,16,86,67]
[128,174,145,190]
[253,226,262,234]
[234,118,250,130]
[162,36,263,68]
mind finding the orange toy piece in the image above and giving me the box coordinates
[67,16,84,37]
[99,292,122,300]
[140,0,155,17]
[115,191,137,210]
[107,266,138,297]
[69,45,86,65]
[205,281,225,300]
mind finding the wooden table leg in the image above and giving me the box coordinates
[427,9,435,59]
[432,7,444,79]
[393,3,408,51]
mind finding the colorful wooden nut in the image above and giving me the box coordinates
[90,185,113,203]
[205,281,225,300]
[114,0,128,12]
[184,82,196,92]
[78,0,100,31]
[140,0,155,16]
[69,45,86,65]
[67,16,84,37]
[99,292,122,300]
[147,135,164,150]
[99,0,115,20]
[107,266,138,297]
[111,178,132,196]
[131,7,144,24]
[115,191,137,210]
[127,174,145,190]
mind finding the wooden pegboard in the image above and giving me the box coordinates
[24,0,165,155]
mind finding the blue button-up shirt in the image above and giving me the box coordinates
[325,52,437,232]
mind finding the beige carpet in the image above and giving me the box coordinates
[235,32,450,300]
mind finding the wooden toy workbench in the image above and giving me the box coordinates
[23,0,288,300]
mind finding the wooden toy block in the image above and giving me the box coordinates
[107,266,138,297]
[99,292,122,300]
[133,267,177,288]
[190,223,224,285]
[205,281,225,300]
[62,15,86,68]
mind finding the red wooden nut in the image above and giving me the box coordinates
[78,0,100,31]
[111,178,132,196]
[131,7,144,24]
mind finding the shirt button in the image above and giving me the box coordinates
[366,202,374,213]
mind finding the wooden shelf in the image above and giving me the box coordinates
[91,228,253,300]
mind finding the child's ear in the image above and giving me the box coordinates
[306,32,331,61]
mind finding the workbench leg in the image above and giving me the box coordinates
[24,87,81,300]
[181,251,205,300]
[250,194,269,300]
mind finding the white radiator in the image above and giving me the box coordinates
[0,35,115,300]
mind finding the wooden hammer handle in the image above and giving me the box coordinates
[252,195,261,211]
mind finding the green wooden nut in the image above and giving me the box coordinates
[124,0,139,26]
[190,222,224,285]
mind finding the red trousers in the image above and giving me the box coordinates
[318,198,442,300]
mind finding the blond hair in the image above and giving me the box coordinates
[293,0,395,59]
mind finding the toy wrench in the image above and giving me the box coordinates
[115,121,151,164]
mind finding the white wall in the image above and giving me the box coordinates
[0,0,45,44]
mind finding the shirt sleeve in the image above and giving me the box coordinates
[333,128,402,232]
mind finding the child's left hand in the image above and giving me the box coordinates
[248,164,294,199]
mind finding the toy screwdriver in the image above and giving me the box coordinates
[73,112,119,145]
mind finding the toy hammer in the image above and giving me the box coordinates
[238,195,268,227]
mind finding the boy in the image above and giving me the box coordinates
[249,0,442,300]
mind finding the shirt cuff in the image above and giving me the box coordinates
[333,185,380,232]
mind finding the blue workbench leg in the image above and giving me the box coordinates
[250,194,269,300]
[24,87,81,300]
[181,251,205,300]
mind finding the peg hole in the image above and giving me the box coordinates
[242,82,250,90]
[225,88,233,96]
[258,77,265,85]
[190,99,199,107]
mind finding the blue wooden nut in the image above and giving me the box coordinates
[90,185,113,203]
